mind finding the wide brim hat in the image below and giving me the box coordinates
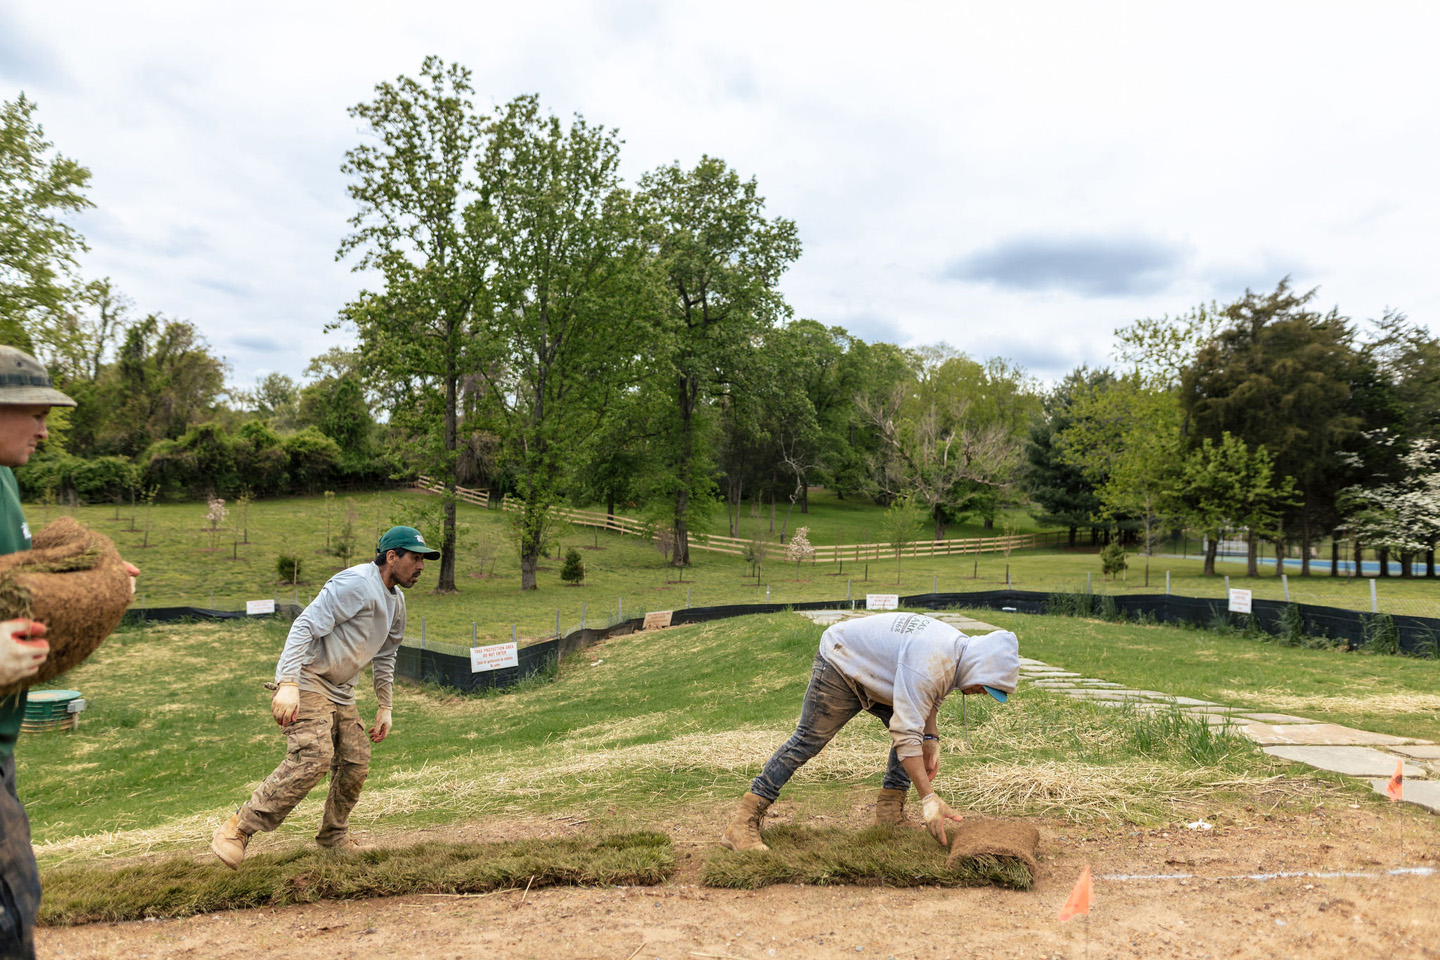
[0,346,76,407]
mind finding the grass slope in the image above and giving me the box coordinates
[987,609,1440,742]
[19,609,1368,867]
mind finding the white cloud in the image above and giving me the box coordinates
[3,0,1436,389]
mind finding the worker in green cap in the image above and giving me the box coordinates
[211,526,439,868]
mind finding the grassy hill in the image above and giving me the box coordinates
[25,602,1439,870]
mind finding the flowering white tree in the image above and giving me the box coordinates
[785,525,816,573]
[1341,439,1440,577]
[205,497,228,550]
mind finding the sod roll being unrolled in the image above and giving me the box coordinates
[0,516,132,697]
[945,817,1041,878]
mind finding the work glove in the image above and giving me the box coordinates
[0,619,47,686]
[271,681,299,727]
[369,707,392,743]
[920,792,964,846]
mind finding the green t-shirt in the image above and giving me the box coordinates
[0,467,30,761]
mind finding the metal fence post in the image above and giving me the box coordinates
[421,617,426,651]
[932,574,937,594]
[512,624,517,643]
[1166,571,1170,596]
[619,597,623,621]
[1282,574,1289,602]
[686,586,691,608]
[555,610,560,638]
[581,602,586,631]
[1371,578,1378,614]
[1225,575,1230,593]
[766,585,770,604]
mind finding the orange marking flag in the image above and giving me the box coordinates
[1385,760,1404,802]
[1058,865,1093,922]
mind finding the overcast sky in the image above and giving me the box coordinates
[4,1,1437,392]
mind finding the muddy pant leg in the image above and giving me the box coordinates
[865,702,913,792]
[316,703,371,846]
[0,757,38,960]
[235,692,335,835]
[749,652,863,802]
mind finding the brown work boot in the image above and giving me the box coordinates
[874,787,919,827]
[210,814,250,870]
[719,792,772,852]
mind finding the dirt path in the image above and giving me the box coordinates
[39,799,1440,960]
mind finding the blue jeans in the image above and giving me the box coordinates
[750,650,910,802]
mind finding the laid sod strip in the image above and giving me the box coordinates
[39,832,673,926]
[701,825,1034,891]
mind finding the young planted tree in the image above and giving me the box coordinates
[637,156,801,566]
[878,496,924,585]
[336,57,492,594]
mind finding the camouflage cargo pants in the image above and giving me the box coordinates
[235,690,371,846]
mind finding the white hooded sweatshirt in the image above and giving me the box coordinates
[818,612,1019,759]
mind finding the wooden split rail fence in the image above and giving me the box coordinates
[414,476,1068,561]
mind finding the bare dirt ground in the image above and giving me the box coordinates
[39,789,1440,960]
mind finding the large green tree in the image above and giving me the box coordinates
[1180,280,1366,575]
[336,57,490,593]
[1024,368,1108,547]
[0,94,92,351]
[470,95,648,590]
[637,156,800,565]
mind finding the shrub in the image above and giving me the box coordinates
[560,548,585,585]
[276,554,304,585]
[1100,542,1126,579]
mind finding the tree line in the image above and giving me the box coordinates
[4,63,1437,595]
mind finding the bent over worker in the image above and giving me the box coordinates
[211,526,439,868]
[720,612,1019,851]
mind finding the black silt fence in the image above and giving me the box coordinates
[135,590,1430,693]
[120,604,303,625]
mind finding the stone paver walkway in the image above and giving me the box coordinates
[794,608,1440,814]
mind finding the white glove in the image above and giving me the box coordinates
[920,792,964,846]
[0,620,47,686]
[369,706,392,743]
[271,681,299,726]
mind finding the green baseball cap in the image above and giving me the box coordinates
[0,346,75,407]
[377,526,440,560]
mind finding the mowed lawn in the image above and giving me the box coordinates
[19,606,1433,870]
[24,487,1440,645]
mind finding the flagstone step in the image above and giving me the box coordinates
[1243,723,1430,747]
[1262,746,1428,778]
[1368,778,1440,813]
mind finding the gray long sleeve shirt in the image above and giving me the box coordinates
[275,561,406,709]
[819,612,1019,759]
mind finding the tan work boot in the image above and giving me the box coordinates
[719,792,772,852]
[874,787,918,827]
[318,834,369,853]
[210,814,250,870]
